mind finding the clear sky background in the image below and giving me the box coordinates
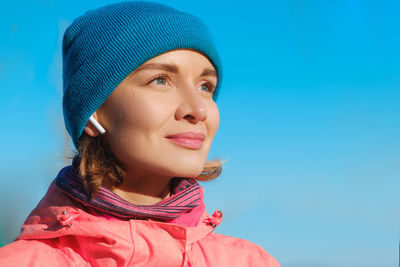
[1,0,399,266]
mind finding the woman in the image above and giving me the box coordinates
[0,2,280,266]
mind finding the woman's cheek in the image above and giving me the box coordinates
[128,94,175,126]
[208,103,220,136]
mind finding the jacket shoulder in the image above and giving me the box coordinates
[197,232,280,267]
[0,239,89,267]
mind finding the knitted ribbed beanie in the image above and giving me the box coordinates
[62,1,222,147]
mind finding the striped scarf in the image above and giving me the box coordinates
[55,164,202,221]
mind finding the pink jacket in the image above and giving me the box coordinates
[0,182,280,266]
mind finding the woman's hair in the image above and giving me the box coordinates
[76,133,222,198]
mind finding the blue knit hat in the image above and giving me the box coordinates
[62,1,222,148]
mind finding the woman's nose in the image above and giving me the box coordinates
[175,89,207,124]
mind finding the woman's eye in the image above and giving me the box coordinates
[151,77,167,85]
[199,82,215,93]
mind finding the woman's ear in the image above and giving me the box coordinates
[84,113,106,137]
[84,121,100,137]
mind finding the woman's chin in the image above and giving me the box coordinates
[157,155,207,178]
[167,165,204,178]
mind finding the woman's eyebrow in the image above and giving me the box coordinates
[200,68,217,78]
[134,63,216,78]
[135,63,179,73]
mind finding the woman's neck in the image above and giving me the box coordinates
[112,167,172,205]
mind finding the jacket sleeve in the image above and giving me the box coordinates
[0,239,90,267]
[195,232,281,267]
[257,249,281,267]
[241,241,281,267]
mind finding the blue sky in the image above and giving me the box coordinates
[1,1,399,266]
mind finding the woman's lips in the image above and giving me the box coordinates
[166,132,206,150]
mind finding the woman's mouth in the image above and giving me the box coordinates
[165,132,206,150]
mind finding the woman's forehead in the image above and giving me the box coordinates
[146,49,215,67]
[130,49,217,77]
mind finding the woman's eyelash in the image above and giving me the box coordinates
[201,81,217,92]
[148,75,168,85]
[147,75,216,93]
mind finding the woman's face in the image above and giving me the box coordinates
[96,49,219,179]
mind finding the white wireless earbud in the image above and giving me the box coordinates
[89,115,106,134]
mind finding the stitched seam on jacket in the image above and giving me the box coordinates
[127,220,136,266]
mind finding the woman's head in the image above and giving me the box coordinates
[62,2,222,195]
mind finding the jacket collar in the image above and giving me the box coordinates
[18,180,223,247]
[56,164,204,223]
